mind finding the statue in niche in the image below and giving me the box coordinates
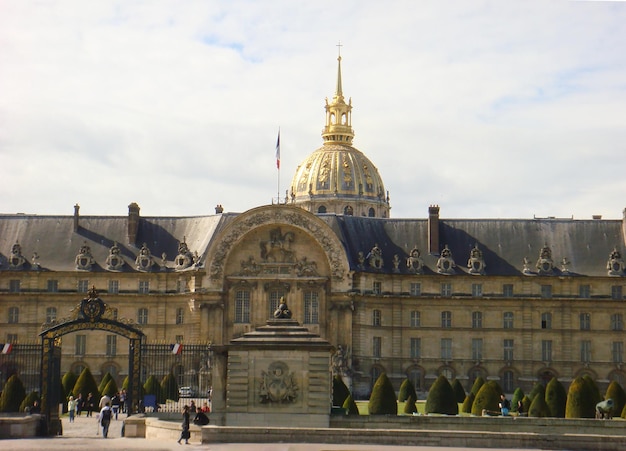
[536,243,554,274]
[105,242,125,271]
[467,244,486,275]
[75,241,95,271]
[273,297,292,319]
[367,243,383,269]
[260,228,295,263]
[135,243,154,271]
[406,247,424,274]
[436,245,455,275]
[259,361,298,404]
[607,247,625,276]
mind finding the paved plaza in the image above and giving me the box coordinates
[1,414,543,451]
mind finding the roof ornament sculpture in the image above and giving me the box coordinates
[437,245,456,275]
[9,241,26,270]
[105,242,125,271]
[536,243,554,275]
[174,237,194,271]
[75,241,95,271]
[367,243,383,269]
[406,247,424,274]
[135,243,154,272]
[273,297,292,319]
[467,244,486,275]
[607,247,625,276]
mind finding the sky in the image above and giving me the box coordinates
[1,0,625,220]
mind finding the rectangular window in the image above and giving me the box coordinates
[138,280,150,294]
[503,312,514,329]
[7,333,18,343]
[579,284,590,298]
[612,285,623,300]
[373,281,382,295]
[177,279,186,293]
[108,280,119,294]
[106,335,117,357]
[9,280,20,293]
[75,335,86,356]
[441,283,452,297]
[541,285,552,298]
[78,279,89,293]
[612,342,623,364]
[269,290,285,318]
[504,339,514,362]
[46,307,57,323]
[410,283,421,296]
[611,313,624,331]
[579,313,591,331]
[541,312,552,329]
[441,311,452,328]
[303,291,319,324]
[410,337,421,359]
[580,340,591,363]
[503,284,514,297]
[542,340,553,362]
[235,290,250,323]
[47,280,59,292]
[472,311,483,329]
[472,283,483,297]
[8,307,19,324]
[137,308,148,325]
[176,308,184,325]
[372,309,381,327]
[471,338,483,361]
[441,338,452,360]
[410,311,420,328]
[373,336,382,358]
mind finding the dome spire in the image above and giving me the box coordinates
[322,43,354,145]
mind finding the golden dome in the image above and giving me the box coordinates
[290,54,390,218]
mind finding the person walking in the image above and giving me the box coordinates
[111,392,121,420]
[98,401,113,438]
[177,405,190,445]
[67,396,77,423]
[86,392,95,417]
[76,393,84,416]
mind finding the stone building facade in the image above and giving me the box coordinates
[1,56,626,400]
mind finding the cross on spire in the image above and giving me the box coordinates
[336,41,342,58]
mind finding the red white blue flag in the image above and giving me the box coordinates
[1,343,13,354]
[275,129,280,169]
[170,343,182,355]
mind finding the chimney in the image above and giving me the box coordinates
[73,204,80,232]
[428,205,440,255]
[128,202,140,245]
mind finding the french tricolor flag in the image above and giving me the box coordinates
[170,343,182,355]
[1,343,13,354]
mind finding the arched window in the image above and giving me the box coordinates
[407,367,423,392]
[368,207,375,217]
[344,206,353,215]
[502,370,515,392]
[317,206,327,214]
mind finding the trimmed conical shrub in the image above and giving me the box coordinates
[566,376,596,418]
[103,379,119,398]
[98,372,113,394]
[545,377,567,417]
[143,375,164,404]
[333,375,351,407]
[403,394,417,414]
[72,367,100,400]
[161,372,179,402]
[471,381,500,416]
[528,392,551,417]
[521,395,531,413]
[605,381,626,418]
[425,374,458,415]
[451,379,466,404]
[343,394,359,415]
[528,382,545,401]
[511,387,524,412]
[583,375,602,407]
[368,373,397,415]
[398,378,417,402]
[0,374,27,412]
[470,376,485,395]
[461,392,475,414]
[62,371,78,398]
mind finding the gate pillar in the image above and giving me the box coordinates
[41,336,62,436]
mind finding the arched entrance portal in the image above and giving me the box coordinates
[39,287,144,435]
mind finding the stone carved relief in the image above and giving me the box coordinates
[406,247,423,274]
[260,228,295,263]
[294,257,318,277]
[174,238,194,271]
[467,244,486,275]
[607,247,625,276]
[209,208,346,281]
[105,242,125,271]
[536,243,554,275]
[135,243,154,272]
[239,256,261,276]
[8,242,26,270]
[436,245,455,275]
[75,241,95,271]
[258,361,298,404]
[367,243,383,269]
[332,345,351,377]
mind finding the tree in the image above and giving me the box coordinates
[511,387,524,412]
[98,372,113,394]
[143,375,164,404]
[605,380,626,418]
[161,372,179,402]
[403,394,417,414]
[368,373,397,415]
[333,375,351,407]
[565,376,596,418]
[72,367,100,401]
[521,395,531,414]
[461,392,475,414]
[451,379,466,404]
[398,378,417,403]
[62,371,78,398]
[528,382,545,402]
[583,375,602,407]
[471,381,500,416]
[343,394,360,415]
[0,374,27,412]
[470,376,485,396]
[103,379,119,398]
[425,374,458,415]
[528,392,550,417]
[545,377,567,418]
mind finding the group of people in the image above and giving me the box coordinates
[66,390,127,438]
[177,401,211,445]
